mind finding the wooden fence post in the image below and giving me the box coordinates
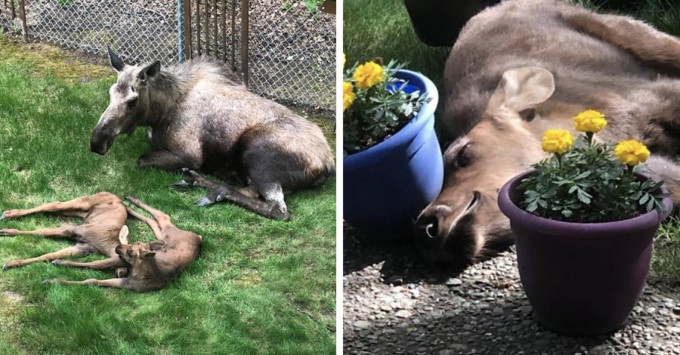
[182,0,192,59]
[195,0,201,55]
[230,0,236,70]
[18,0,27,42]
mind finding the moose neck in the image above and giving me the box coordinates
[143,71,187,127]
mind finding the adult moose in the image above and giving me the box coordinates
[413,0,680,265]
[90,50,334,220]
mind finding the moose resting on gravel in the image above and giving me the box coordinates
[90,49,334,220]
[413,0,680,265]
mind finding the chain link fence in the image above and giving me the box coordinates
[0,0,336,110]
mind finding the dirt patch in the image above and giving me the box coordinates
[0,35,111,83]
[2,291,24,303]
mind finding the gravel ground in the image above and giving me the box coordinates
[343,225,680,355]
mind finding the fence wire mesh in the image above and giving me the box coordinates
[0,0,335,110]
[246,1,335,108]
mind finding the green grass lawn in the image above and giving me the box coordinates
[344,0,680,282]
[0,36,335,354]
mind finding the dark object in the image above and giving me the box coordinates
[498,171,673,335]
[402,0,639,47]
[402,0,501,46]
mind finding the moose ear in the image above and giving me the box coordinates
[138,61,161,82]
[118,225,129,245]
[493,66,555,114]
[108,46,125,72]
[148,239,166,251]
[141,251,156,259]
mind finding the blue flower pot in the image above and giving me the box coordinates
[344,70,443,240]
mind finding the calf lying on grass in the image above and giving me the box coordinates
[0,192,129,278]
[50,196,202,292]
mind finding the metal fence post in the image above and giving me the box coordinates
[240,0,249,86]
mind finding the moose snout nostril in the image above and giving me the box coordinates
[425,221,438,239]
[466,191,482,212]
[416,212,441,239]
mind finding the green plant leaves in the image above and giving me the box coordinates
[343,60,429,153]
[519,137,667,222]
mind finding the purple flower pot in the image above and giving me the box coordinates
[498,171,673,335]
[344,70,442,240]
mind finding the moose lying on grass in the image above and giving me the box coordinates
[0,192,130,278]
[1,194,202,292]
[49,196,203,292]
[90,50,335,220]
[413,0,680,265]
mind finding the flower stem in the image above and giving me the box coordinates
[586,132,594,146]
[556,153,562,171]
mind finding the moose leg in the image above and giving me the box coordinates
[125,206,163,240]
[51,257,125,271]
[124,196,173,231]
[3,243,95,270]
[138,149,192,172]
[182,170,289,220]
[48,278,128,290]
[644,156,680,208]
[1,197,91,220]
[564,7,680,73]
[0,225,77,238]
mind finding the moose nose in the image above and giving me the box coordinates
[417,214,439,239]
[415,192,481,238]
[413,191,483,264]
[414,205,449,241]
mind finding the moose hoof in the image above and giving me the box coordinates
[170,179,193,190]
[0,212,4,220]
[2,264,7,271]
[51,259,64,266]
[115,267,129,278]
[195,197,214,207]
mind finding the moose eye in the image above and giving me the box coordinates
[127,98,138,109]
[456,144,472,167]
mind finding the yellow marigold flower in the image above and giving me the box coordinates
[541,129,574,155]
[614,139,650,166]
[353,61,384,89]
[573,109,607,133]
[343,81,355,110]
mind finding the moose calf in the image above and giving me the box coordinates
[0,192,129,278]
[50,196,202,292]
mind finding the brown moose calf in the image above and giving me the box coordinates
[0,192,129,278]
[50,196,202,292]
